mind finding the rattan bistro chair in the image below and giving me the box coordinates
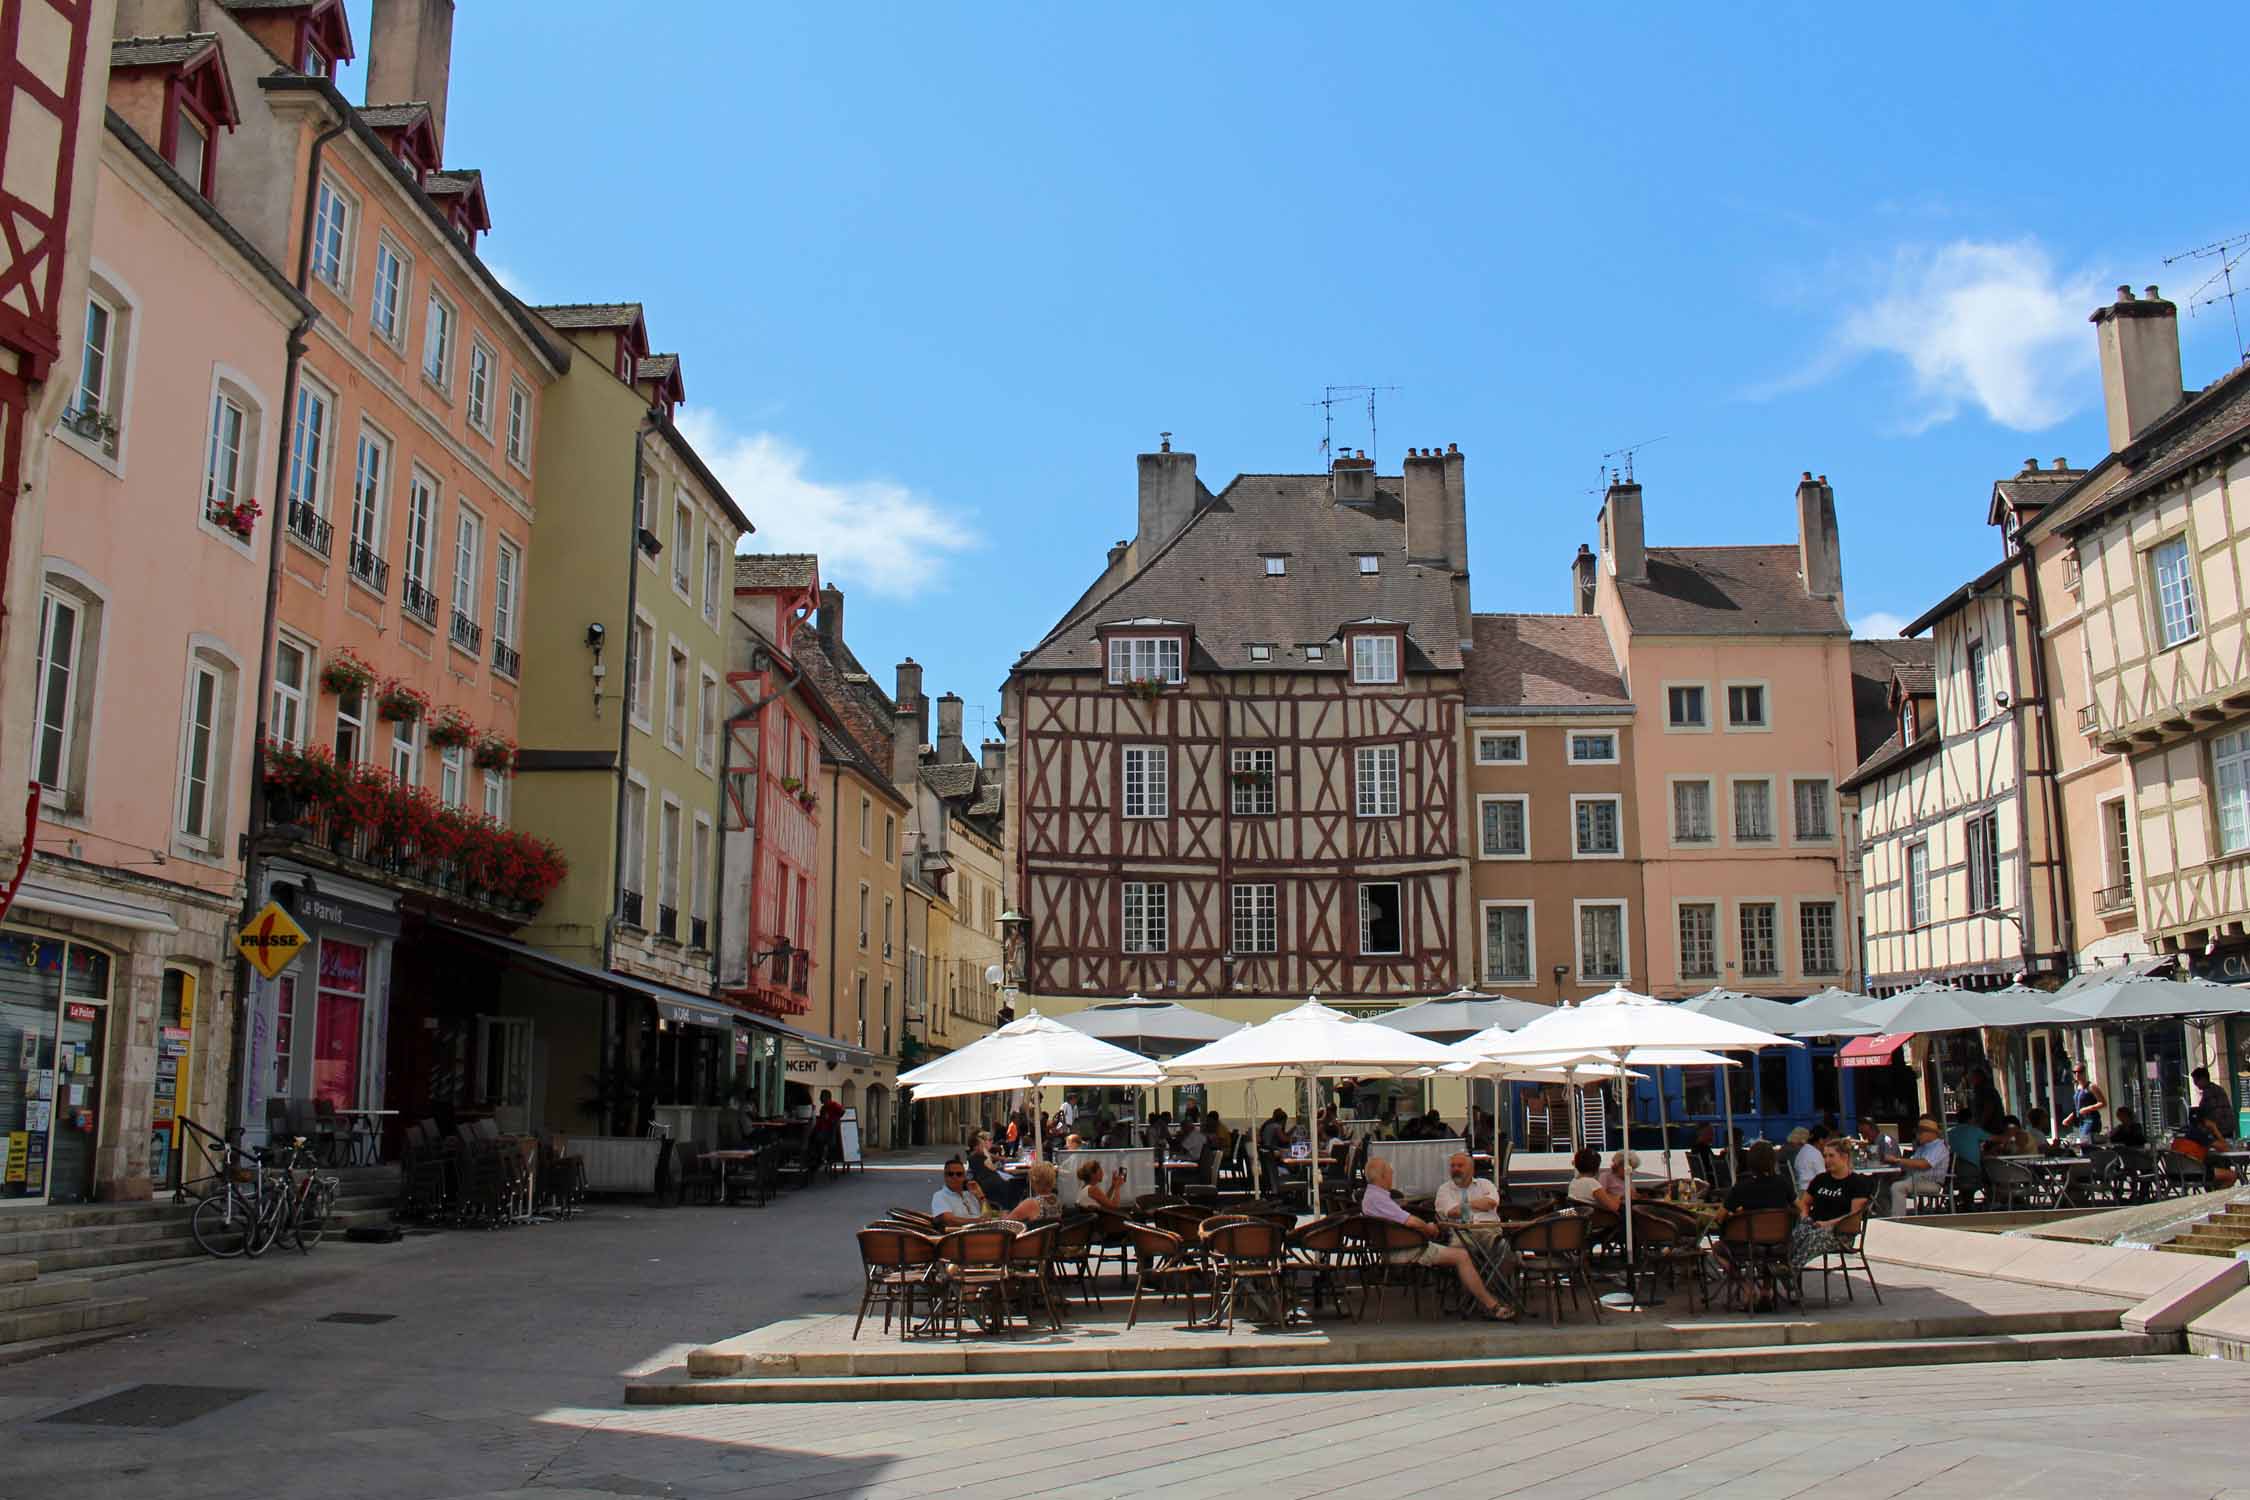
[1004,1222,1064,1331]
[1124,1223,1206,1329]
[1511,1212,1603,1327]
[1717,1207,1799,1312]
[1807,1212,1881,1307]
[854,1227,941,1339]
[1287,1214,1362,1320]
[1349,1216,1440,1321]
[934,1226,1019,1338]
[1203,1218,1295,1331]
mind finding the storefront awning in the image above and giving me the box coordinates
[9,878,180,934]
[776,1023,874,1067]
[429,920,787,1040]
[1838,1032,1915,1068]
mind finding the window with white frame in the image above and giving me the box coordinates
[482,769,506,822]
[1799,901,1840,975]
[666,644,689,750]
[1672,779,1714,843]
[1359,882,1403,955]
[452,506,481,624]
[1577,902,1626,980]
[466,341,493,432]
[348,427,386,571]
[622,780,648,903]
[1123,745,1168,817]
[70,292,115,425]
[402,471,435,598]
[1231,883,1277,954]
[309,177,351,289]
[703,537,720,622]
[1667,684,1707,728]
[334,682,365,764]
[1479,794,1528,858]
[505,379,530,469]
[698,670,720,771]
[1483,903,1532,983]
[1906,841,1931,927]
[2208,732,2249,854]
[1967,639,1990,723]
[1726,683,1768,729]
[627,616,654,726]
[1302,644,1326,661]
[1568,731,1617,763]
[1106,636,1183,685]
[422,291,455,386]
[1122,882,1167,953]
[672,495,693,593]
[371,239,405,340]
[1474,731,1524,764]
[270,637,309,749]
[2151,536,2199,648]
[1792,778,1833,840]
[1733,778,1775,841]
[439,744,464,807]
[176,657,229,844]
[1247,644,1272,662]
[33,588,89,794]
[203,390,248,523]
[287,379,332,522]
[1355,745,1401,817]
[1357,553,1380,575]
[1965,812,2001,912]
[1351,634,1399,684]
[1679,902,1718,978]
[1573,795,1621,857]
[492,539,520,653]
[1230,746,1275,815]
[390,715,417,786]
[1739,901,1779,977]
[1263,554,1286,577]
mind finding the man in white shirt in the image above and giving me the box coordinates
[1889,1117,1953,1217]
[1056,1097,1077,1130]
[929,1158,984,1227]
[1789,1128,1824,1194]
[1433,1151,1502,1223]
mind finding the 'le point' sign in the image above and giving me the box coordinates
[235,901,309,981]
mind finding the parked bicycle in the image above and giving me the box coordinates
[181,1120,337,1259]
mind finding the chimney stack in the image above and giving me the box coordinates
[1572,543,1598,615]
[936,693,965,765]
[817,583,842,644]
[366,0,456,155]
[1105,539,1129,570]
[1439,443,1467,573]
[1137,436,1199,548]
[980,738,1007,785]
[1795,471,1843,602]
[1403,447,1447,564]
[2091,284,2182,453]
[1332,449,1376,506]
[1598,479,1646,584]
[892,658,925,785]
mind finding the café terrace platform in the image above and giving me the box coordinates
[628,1220,2248,1405]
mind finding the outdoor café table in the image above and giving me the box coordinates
[1448,1219,1517,1304]
[703,1148,758,1202]
[332,1107,398,1166]
[1989,1154,2089,1207]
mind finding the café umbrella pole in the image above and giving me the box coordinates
[1719,1059,1737,1188]
[1603,1067,1641,1311]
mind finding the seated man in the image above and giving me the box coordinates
[1360,1156,1514,1320]
[2175,1108,2240,1187]
[1686,1123,1721,1187]
[929,1158,986,1228]
[1889,1116,1953,1216]
[1434,1151,1503,1223]
[2109,1106,2150,1150]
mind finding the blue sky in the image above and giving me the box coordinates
[349,3,2248,735]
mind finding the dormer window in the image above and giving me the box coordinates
[1902,701,1918,742]
[1357,554,1381,575]
[1248,644,1273,662]
[111,34,242,200]
[1303,644,1325,661]
[1263,554,1287,577]
[1105,635,1183,686]
[304,42,330,77]
[1350,633,1399,684]
[172,113,209,190]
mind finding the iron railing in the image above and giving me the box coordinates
[286,498,332,556]
[450,609,483,654]
[402,578,439,625]
[348,539,389,594]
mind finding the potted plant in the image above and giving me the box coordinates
[62,399,118,451]
[777,774,803,794]
[1230,767,1273,790]
[376,679,431,723]
[472,730,517,773]
[427,705,475,748]
[319,647,378,697]
[1125,675,1167,704]
[205,494,261,541]
[796,785,819,813]
[260,738,348,825]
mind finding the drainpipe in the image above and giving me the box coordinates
[227,115,346,1139]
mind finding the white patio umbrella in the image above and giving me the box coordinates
[1375,989,1558,1154]
[1676,989,1817,1180]
[1056,995,1244,1054]
[1789,986,1882,1036]
[897,1011,1163,1158]
[1468,985,1799,1308]
[1843,979,2061,1034]
[2053,975,2250,1129]
[1163,998,1460,1213]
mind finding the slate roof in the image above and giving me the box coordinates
[534,302,643,331]
[423,168,481,198]
[1463,614,1628,710]
[638,354,679,381]
[734,553,818,592]
[357,101,431,130]
[1840,721,1937,791]
[2029,359,2250,541]
[1848,639,1934,765]
[1613,546,1846,637]
[112,33,218,68]
[921,763,980,800]
[1018,472,1464,674]
[1989,463,2085,524]
[793,629,899,797]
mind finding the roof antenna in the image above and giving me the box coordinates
[1599,434,1668,487]
[2165,231,2250,362]
[1159,430,1172,453]
[1308,386,1400,494]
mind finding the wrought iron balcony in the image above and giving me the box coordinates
[493,639,521,679]
[402,578,439,625]
[450,609,483,654]
[621,888,644,928]
[348,539,389,594]
[286,498,332,556]
[657,904,679,940]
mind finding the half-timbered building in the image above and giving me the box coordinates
[1002,442,1474,1050]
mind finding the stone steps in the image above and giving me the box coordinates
[631,1328,2178,1404]
[0,1182,397,1277]
[0,1255,145,1364]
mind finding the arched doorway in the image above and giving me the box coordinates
[864,1084,889,1149]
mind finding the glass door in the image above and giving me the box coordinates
[312,938,369,1107]
[150,969,196,1190]
[47,999,106,1205]
[0,935,62,1201]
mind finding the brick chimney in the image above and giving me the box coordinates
[980,738,1007,784]
[1572,543,1597,615]
[1403,448,1447,565]
[1137,435,1199,549]
[1795,472,1843,602]
[1440,444,1467,572]
[817,583,842,645]
[367,0,455,154]
[2091,284,2183,453]
[1598,479,1645,584]
[936,693,965,765]
[1332,449,1376,506]
[892,659,925,785]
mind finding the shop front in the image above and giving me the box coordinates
[0,932,113,1205]
[778,1028,890,1146]
[239,866,400,1150]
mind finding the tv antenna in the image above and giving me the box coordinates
[1599,434,1667,490]
[1309,385,1400,470]
[2164,231,2250,361]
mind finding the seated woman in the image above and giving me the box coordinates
[1076,1157,1127,1212]
[1008,1160,1063,1222]
[2109,1107,2150,1150]
[1598,1150,1641,1204]
[1988,1115,2038,1158]
[1722,1141,1799,1214]
[1792,1138,1872,1267]
[968,1132,1026,1210]
[1565,1147,1621,1211]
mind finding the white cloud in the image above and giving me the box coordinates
[1852,609,1911,639]
[677,411,976,597]
[486,262,537,303]
[1769,240,2102,433]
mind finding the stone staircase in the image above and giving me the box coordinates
[2156,1201,2250,1258]
[0,1255,147,1364]
[0,1165,399,1280]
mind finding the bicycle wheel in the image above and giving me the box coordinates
[190,1190,252,1258]
[295,1179,336,1251]
[246,1179,289,1258]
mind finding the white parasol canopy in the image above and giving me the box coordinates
[2050,973,2250,1022]
[1055,995,1244,1054]
[1165,998,1460,1210]
[1787,986,1882,1036]
[897,1012,1162,1155]
[1370,989,1558,1041]
[1843,979,2060,1033]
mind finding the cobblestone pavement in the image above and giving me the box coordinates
[0,1152,2241,1499]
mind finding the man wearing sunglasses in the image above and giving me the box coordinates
[931,1158,986,1227]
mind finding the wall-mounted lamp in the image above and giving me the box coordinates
[587,622,608,717]
[752,935,795,975]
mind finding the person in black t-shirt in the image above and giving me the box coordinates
[1792,1139,1872,1267]
[1722,1141,1797,1213]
